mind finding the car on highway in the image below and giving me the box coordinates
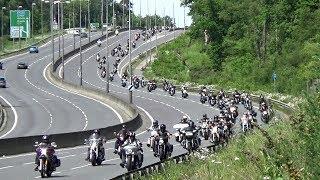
[73,30,80,36]
[0,77,6,88]
[17,62,28,69]
[0,62,3,70]
[90,27,97,32]
[29,45,39,53]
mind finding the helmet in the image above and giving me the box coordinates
[220,111,225,115]
[188,120,195,127]
[160,124,166,133]
[122,125,127,130]
[153,120,159,127]
[93,129,101,135]
[42,135,50,144]
[129,132,136,140]
[203,114,207,119]
[214,115,219,120]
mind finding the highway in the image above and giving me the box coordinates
[0,29,269,179]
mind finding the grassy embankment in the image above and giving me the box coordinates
[137,34,320,179]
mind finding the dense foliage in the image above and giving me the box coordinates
[147,0,320,95]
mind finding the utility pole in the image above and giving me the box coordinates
[101,0,103,36]
[72,0,75,49]
[173,2,175,39]
[41,0,43,36]
[106,0,110,93]
[112,0,115,30]
[18,5,22,49]
[80,0,83,86]
[62,1,65,80]
[88,0,91,42]
[122,0,124,28]
[128,0,133,103]
[155,0,158,52]
[139,0,141,27]
[184,5,186,32]
[32,3,36,40]
[50,0,54,71]
[57,2,61,57]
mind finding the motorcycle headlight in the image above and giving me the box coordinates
[159,139,164,144]
[126,149,133,154]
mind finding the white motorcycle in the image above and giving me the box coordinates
[173,123,189,142]
[147,129,158,152]
[85,138,105,166]
[199,121,210,140]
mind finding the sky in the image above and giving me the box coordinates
[117,0,192,28]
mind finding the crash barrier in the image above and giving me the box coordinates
[111,97,294,180]
[0,28,147,156]
[0,104,5,131]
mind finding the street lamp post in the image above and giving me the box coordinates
[1,7,6,52]
[106,0,110,93]
[50,0,54,71]
[100,0,103,36]
[79,0,83,86]
[112,0,115,29]
[57,2,61,57]
[87,0,90,42]
[155,0,158,52]
[32,3,36,40]
[72,0,75,49]
[128,0,132,103]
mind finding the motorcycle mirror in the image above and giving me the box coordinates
[51,142,57,148]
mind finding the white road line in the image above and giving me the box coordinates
[43,63,123,124]
[0,95,18,139]
[26,57,89,130]
[59,154,76,159]
[70,164,90,170]
[0,165,14,170]
[35,171,62,179]
[32,98,54,133]
[23,162,34,165]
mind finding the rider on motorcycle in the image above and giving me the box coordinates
[85,129,106,161]
[154,124,173,157]
[147,120,160,148]
[120,132,143,167]
[114,125,130,154]
[200,114,209,123]
[97,39,102,46]
[34,135,60,171]
[96,53,101,62]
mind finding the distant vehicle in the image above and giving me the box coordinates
[0,77,6,88]
[17,62,28,69]
[80,32,88,38]
[29,45,39,53]
[90,27,97,32]
[0,62,3,70]
[73,30,80,36]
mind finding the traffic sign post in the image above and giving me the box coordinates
[10,10,30,39]
[128,85,134,92]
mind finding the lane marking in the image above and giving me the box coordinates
[26,57,88,130]
[32,98,53,133]
[0,95,18,139]
[43,63,123,124]
[0,165,14,170]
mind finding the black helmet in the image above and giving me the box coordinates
[203,114,207,119]
[42,135,50,144]
[153,120,159,127]
[188,120,195,127]
[93,129,101,135]
[220,111,225,115]
[160,124,166,132]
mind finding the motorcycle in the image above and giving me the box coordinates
[261,110,270,123]
[84,138,104,166]
[210,126,220,145]
[109,73,114,81]
[101,70,106,78]
[155,137,172,161]
[208,95,216,106]
[140,79,147,88]
[34,142,59,178]
[181,128,200,153]
[147,82,157,92]
[121,79,127,87]
[132,42,136,48]
[173,123,189,143]
[133,79,140,89]
[200,93,207,104]
[181,89,188,98]
[199,121,210,140]
[234,94,240,104]
[147,129,158,152]
[244,98,253,110]
[169,86,176,96]
[122,143,143,171]
[218,99,225,109]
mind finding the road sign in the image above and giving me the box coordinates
[128,85,134,92]
[10,10,30,38]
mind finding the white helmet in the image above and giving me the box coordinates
[182,115,188,120]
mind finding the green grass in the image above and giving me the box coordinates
[0,33,52,57]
